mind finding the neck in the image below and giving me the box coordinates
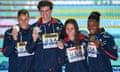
[21,25,29,30]
[42,17,51,24]
[69,35,75,41]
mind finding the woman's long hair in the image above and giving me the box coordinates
[63,18,81,48]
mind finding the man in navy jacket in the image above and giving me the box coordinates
[2,9,34,72]
[27,1,63,72]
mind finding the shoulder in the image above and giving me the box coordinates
[3,28,12,39]
[53,18,63,31]
[5,28,12,34]
[54,18,63,25]
[56,18,62,23]
[79,31,88,41]
[30,22,38,28]
[80,33,88,44]
[100,31,114,39]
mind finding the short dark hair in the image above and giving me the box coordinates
[17,9,29,17]
[37,0,53,10]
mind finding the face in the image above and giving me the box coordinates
[39,6,52,20]
[18,14,29,29]
[66,23,76,37]
[88,19,99,34]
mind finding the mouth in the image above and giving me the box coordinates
[43,15,49,19]
[90,30,95,34]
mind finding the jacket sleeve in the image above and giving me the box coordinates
[98,34,118,60]
[26,27,37,53]
[56,19,64,40]
[26,39,37,53]
[57,48,66,66]
[2,30,17,57]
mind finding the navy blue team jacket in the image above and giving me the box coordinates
[88,29,118,72]
[2,26,34,72]
[60,34,88,72]
[27,18,63,72]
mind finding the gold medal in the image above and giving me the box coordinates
[89,35,96,41]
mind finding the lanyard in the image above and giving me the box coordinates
[19,32,22,42]
[19,29,30,42]
[43,23,55,34]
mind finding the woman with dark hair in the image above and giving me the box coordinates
[58,19,88,72]
[87,11,118,72]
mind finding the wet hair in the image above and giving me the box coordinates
[17,9,29,17]
[88,11,101,23]
[64,18,81,48]
[37,0,53,10]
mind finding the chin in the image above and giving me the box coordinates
[90,32,95,34]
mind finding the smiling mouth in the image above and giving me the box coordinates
[90,30,94,32]
[90,30,96,34]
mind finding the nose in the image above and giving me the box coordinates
[41,10,48,14]
[42,11,46,14]
[88,25,93,30]
[69,28,73,32]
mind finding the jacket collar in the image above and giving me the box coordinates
[64,33,85,42]
[37,17,56,26]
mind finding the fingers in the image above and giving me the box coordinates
[32,31,39,42]
[11,29,18,40]
[94,40,100,48]
[57,41,64,50]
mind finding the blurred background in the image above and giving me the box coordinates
[0,0,120,72]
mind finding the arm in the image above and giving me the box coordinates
[56,19,64,40]
[26,38,37,53]
[98,35,118,60]
[2,30,17,57]
[57,41,66,65]
[26,28,38,53]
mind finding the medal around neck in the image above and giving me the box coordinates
[89,35,96,41]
